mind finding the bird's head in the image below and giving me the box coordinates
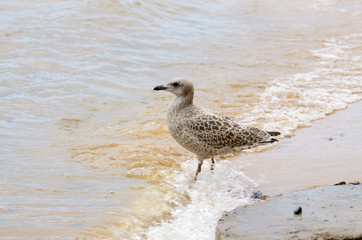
[154,78,194,98]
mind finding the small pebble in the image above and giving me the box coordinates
[251,191,263,199]
[294,206,302,215]
[334,181,346,186]
[348,181,360,185]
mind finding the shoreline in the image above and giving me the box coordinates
[215,100,362,239]
[231,100,362,196]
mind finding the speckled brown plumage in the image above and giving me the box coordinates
[154,78,279,180]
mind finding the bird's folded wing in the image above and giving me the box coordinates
[181,113,270,150]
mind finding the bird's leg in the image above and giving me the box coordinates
[210,157,215,171]
[195,160,203,180]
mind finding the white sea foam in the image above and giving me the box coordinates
[242,34,362,136]
[140,159,255,240]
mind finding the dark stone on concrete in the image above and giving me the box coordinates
[216,185,362,240]
[251,191,263,199]
[348,181,360,185]
[293,206,302,215]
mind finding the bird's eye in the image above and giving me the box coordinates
[172,82,180,87]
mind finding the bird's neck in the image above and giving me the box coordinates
[169,92,193,114]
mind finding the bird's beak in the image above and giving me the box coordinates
[154,85,167,91]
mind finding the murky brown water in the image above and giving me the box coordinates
[0,0,361,239]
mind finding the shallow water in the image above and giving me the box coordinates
[0,0,361,239]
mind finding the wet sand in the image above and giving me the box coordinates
[232,100,362,195]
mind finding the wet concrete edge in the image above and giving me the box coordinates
[216,183,362,240]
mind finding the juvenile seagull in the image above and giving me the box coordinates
[154,78,280,180]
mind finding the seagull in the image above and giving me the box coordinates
[154,78,280,180]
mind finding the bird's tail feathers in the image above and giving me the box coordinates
[267,131,281,137]
[259,138,278,144]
